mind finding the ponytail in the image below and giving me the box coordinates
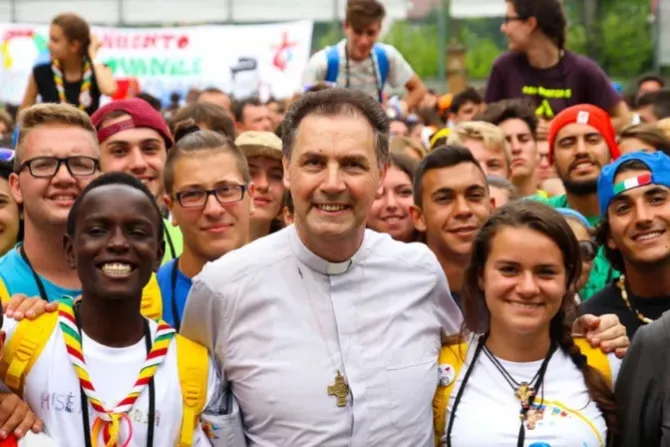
[550,310,619,438]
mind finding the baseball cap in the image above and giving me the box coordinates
[556,207,593,229]
[597,151,670,218]
[548,104,620,164]
[235,131,282,161]
[90,98,173,149]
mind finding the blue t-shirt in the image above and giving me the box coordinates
[156,258,192,328]
[0,245,81,301]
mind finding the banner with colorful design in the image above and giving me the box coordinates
[0,21,313,104]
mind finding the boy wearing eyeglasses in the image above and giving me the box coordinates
[157,126,254,330]
[0,104,100,303]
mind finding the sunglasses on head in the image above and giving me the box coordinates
[303,82,337,93]
[0,148,14,163]
[579,240,598,262]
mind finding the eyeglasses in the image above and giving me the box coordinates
[0,148,14,162]
[17,156,99,178]
[579,240,598,262]
[175,184,247,208]
[504,15,527,24]
[303,82,337,93]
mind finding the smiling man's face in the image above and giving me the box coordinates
[99,114,167,199]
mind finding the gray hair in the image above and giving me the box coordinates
[281,88,389,167]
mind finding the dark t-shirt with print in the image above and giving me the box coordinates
[484,50,621,119]
[580,279,670,340]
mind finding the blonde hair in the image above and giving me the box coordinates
[447,121,511,168]
[15,103,97,171]
[390,136,425,160]
[656,118,670,140]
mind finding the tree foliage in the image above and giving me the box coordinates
[379,0,653,83]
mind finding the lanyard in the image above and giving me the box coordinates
[445,334,556,447]
[344,42,383,103]
[170,258,181,332]
[19,244,48,302]
[74,305,156,447]
[164,228,177,260]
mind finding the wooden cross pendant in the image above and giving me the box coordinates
[327,371,350,407]
[515,382,535,409]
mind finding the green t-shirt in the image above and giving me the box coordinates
[532,194,618,300]
[162,219,183,266]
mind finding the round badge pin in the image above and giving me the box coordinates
[438,363,455,386]
[79,90,92,108]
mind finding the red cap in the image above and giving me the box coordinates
[91,98,173,149]
[547,104,620,164]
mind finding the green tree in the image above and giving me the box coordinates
[383,21,441,78]
[321,0,653,83]
[597,2,653,78]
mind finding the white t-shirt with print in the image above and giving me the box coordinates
[2,318,220,447]
[15,431,59,447]
[303,39,414,100]
[443,335,621,447]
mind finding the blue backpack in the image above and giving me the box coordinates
[324,44,390,102]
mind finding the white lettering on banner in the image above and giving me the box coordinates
[0,22,313,104]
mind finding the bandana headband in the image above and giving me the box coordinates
[612,174,653,196]
[97,118,137,144]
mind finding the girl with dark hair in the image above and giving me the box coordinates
[434,200,619,446]
[0,153,20,256]
[21,13,117,115]
[368,151,419,242]
[485,0,629,132]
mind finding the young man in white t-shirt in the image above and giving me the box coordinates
[303,0,426,112]
[0,172,220,446]
[0,323,57,446]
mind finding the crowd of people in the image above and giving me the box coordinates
[0,0,667,445]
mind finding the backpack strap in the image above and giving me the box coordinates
[176,334,209,447]
[0,278,10,304]
[0,311,59,397]
[140,273,163,321]
[433,342,468,447]
[574,338,612,388]
[372,44,390,89]
[324,45,340,83]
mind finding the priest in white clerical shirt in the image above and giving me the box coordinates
[181,88,459,446]
[180,88,628,447]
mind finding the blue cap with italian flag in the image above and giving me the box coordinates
[598,151,670,218]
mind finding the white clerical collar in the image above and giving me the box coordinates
[288,225,363,276]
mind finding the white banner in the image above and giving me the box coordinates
[450,0,505,18]
[0,21,314,105]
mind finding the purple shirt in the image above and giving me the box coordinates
[484,50,621,118]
